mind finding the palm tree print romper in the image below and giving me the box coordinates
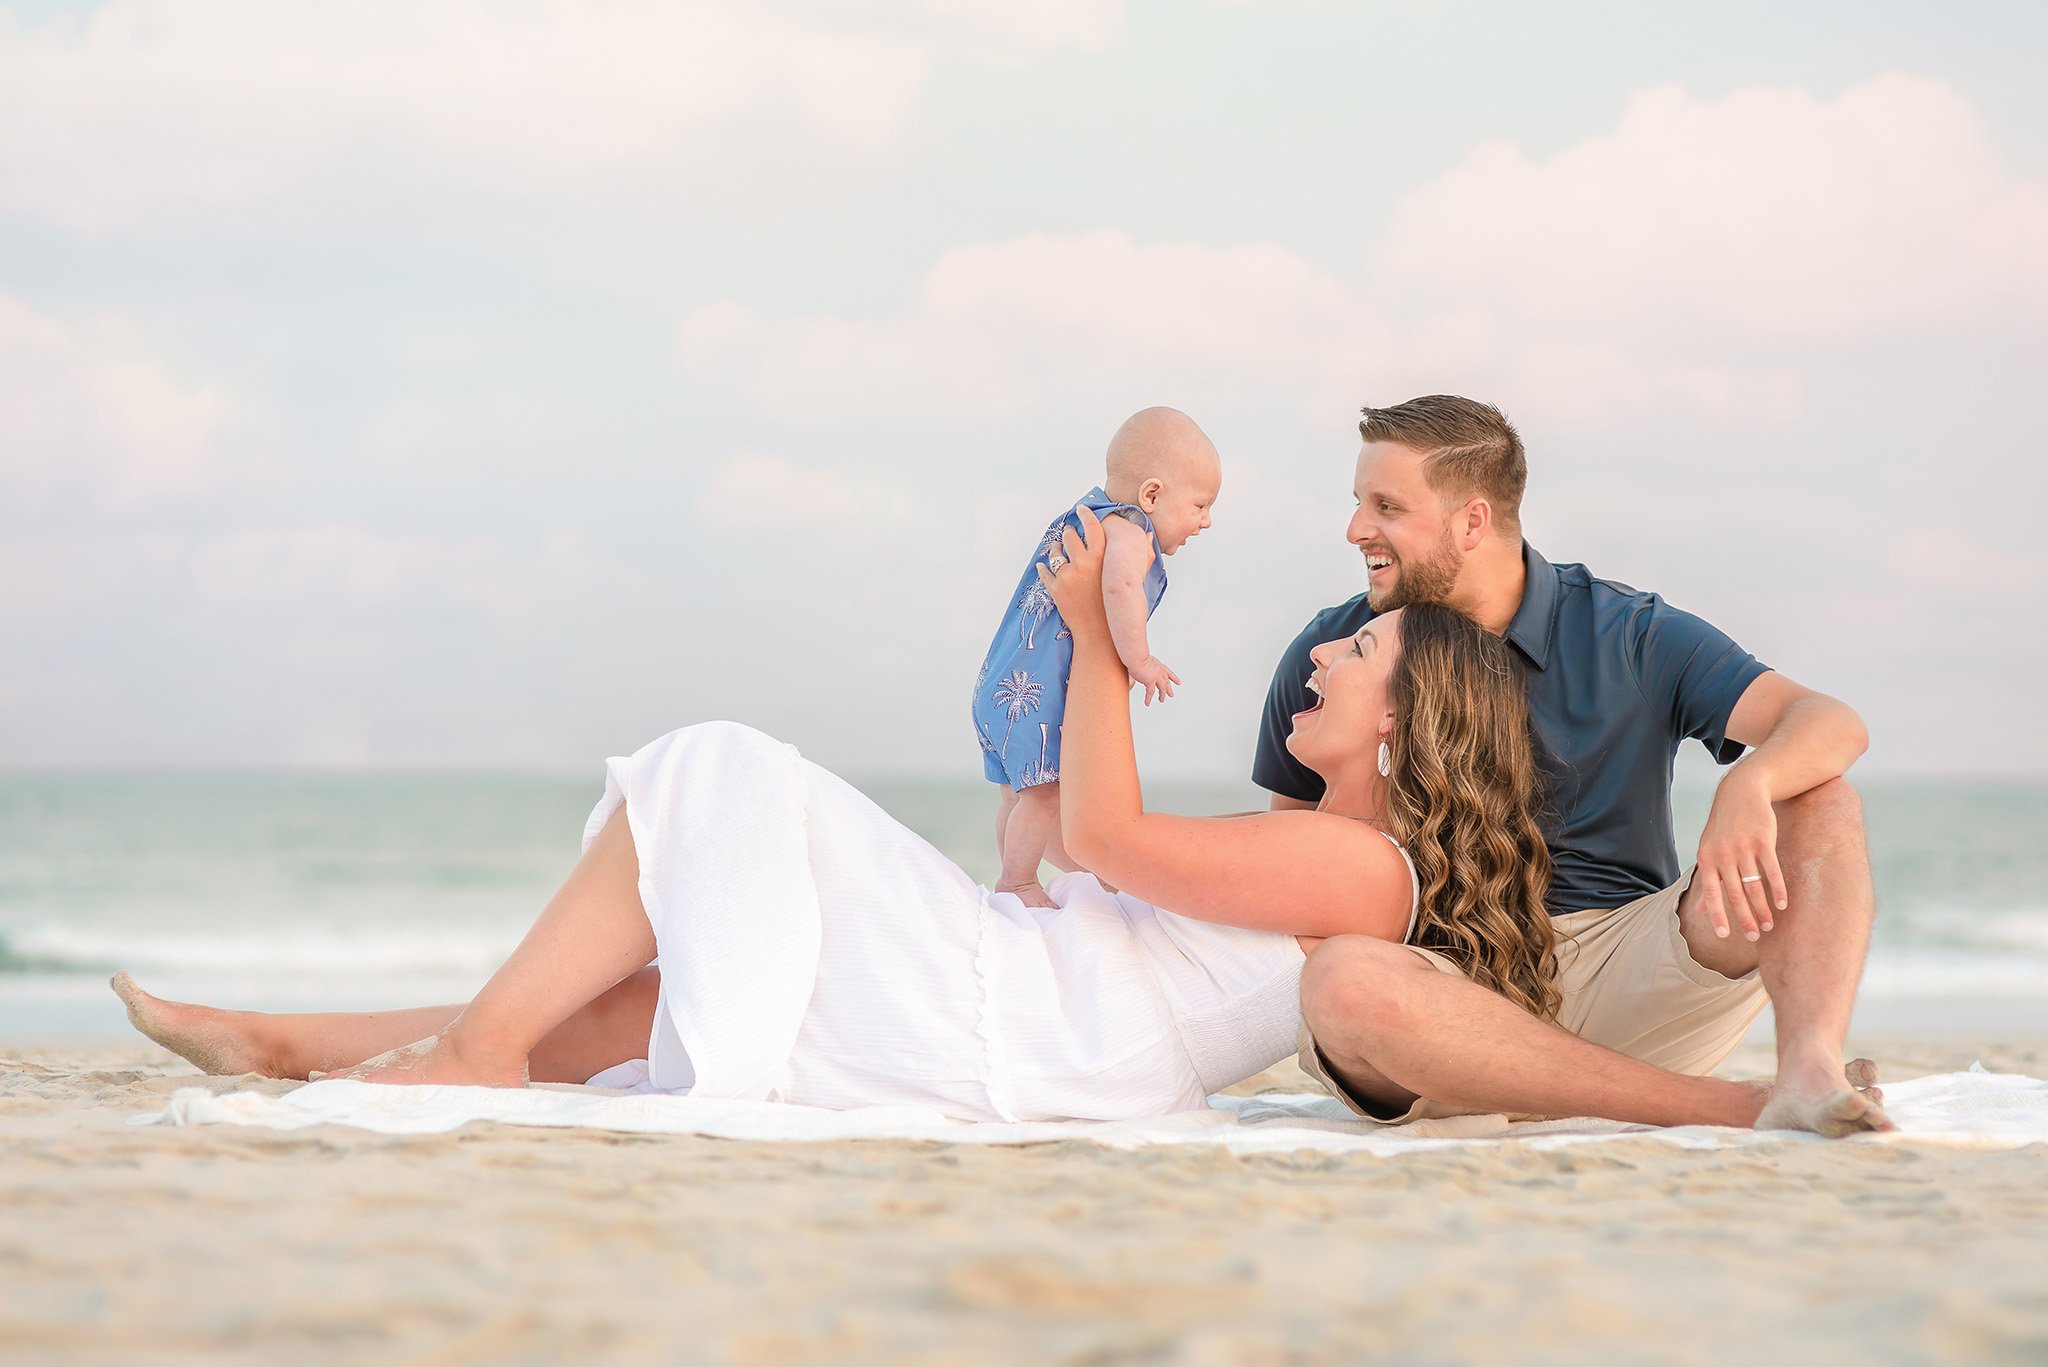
[971,487,1167,789]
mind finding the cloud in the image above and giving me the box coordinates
[0,522,644,766]
[0,292,229,509]
[677,75,2048,440]
[0,0,1116,233]
[0,523,633,640]
[680,229,1381,423]
[1898,530,2048,597]
[1370,74,2048,340]
[833,0,1120,64]
[695,452,921,541]
[182,524,626,617]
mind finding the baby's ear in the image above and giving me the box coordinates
[1139,477,1165,508]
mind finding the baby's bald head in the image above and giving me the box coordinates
[1102,407,1222,556]
[1103,407,1219,496]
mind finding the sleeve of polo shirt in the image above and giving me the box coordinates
[1251,613,1330,803]
[1625,594,1770,764]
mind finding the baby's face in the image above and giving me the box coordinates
[1146,466,1220,555]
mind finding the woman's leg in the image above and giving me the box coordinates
[323,805,657,1085]
[113,965,661,1085]
[115,805,660,1088]
[113,972,463,1078]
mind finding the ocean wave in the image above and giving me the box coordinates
[1859,950,2048,996]
[1888,906,2048,956]
[0,924,513,977]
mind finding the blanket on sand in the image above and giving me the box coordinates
[138,1067,2048,1154]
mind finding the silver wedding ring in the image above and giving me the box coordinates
[1047,554,1067,571]
[1739,874,1763,884]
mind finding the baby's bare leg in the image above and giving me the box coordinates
[994,783,1019,855]
[996,782,1060,909]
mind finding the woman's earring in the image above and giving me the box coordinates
[1377,741,1392,777]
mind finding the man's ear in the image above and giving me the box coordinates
[1138,478,1165,511]
[1457,497,1493,551]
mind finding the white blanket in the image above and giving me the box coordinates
[138,1066,2048,1153]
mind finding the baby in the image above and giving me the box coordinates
[971,406,1222,908]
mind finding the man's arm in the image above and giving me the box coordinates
[1722,671,1870,795]
[1694,671,1869,941]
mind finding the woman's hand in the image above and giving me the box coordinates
[1037,505,1112,643]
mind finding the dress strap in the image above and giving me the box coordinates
[1378,830,1421,944]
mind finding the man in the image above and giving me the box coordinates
[1258,395,1889,1136]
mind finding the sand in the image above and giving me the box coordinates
[3,1038,2045,1365]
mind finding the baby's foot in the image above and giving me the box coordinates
[995,878,1058,910]
[111,971,278,1077]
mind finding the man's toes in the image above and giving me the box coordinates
[1816,1088,1893,1138]
[1856,1096,1897,1134]
[1845,1057,1881,1090]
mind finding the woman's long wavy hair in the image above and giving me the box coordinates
[1381,603,1561,1021]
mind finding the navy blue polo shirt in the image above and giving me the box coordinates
[1252,545,1769,917]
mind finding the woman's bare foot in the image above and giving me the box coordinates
[111,971,279,1077]
[314,1027,528,1088]
[994,877,1058,910]
[1754,1053,1895,1136]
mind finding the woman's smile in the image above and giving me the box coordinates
[1296,673,1327,719]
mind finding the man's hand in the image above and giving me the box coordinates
[1127,656,1181,706]
[1691,766,1787,941]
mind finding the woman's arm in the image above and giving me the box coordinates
[1039,509,1411,940]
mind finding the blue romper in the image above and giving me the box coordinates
[972,488,1168,789]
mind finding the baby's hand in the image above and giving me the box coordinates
[1128,656,1181,706]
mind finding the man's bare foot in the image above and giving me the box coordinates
[1843,1056,1885,1108]
[1755,1053,1895,1136]
[313,1028,528,1088]
[1733,1060,1883,1122]
[994,878,1058,910]
[111,971,278,1077]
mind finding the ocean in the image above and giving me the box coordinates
[2,772,2044,1041]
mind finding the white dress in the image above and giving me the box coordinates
[579,722,1416,1122]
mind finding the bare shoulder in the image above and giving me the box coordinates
[1099,510,1152,542]
[1098,510,1155,566]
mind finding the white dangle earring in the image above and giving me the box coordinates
[1377,741,1392,777]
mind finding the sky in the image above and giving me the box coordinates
[3,0,2045,780]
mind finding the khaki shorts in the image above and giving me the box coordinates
[1299,872,1769,1124]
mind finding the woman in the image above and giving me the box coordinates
[115,508,1556,1121]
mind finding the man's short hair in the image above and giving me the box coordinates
[1360,395,1525,534]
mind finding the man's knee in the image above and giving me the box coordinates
[1779,776,1864,834]
[1301,937,1426,1046]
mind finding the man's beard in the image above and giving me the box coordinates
[1367,527,1461,611]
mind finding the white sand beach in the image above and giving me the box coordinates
[5,1031,2044,1364]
